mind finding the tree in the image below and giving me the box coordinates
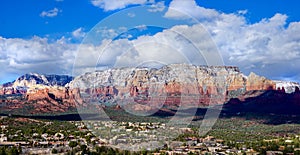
[295,150,300,155]
[295,142,300,148]
[6,146,19,155]
[69,141,78,149]
[17,145,22,154]
[80,145,87,154]
[123,150,131,155]
[268,142,279,151]
[188,151,196,155]
[107,148,116,155]
[52,148,58,154]
[283,146,294,154]
[258,147,267,155]
[140,149,148,155]
[0,147,6,155]
[96,146,107,153]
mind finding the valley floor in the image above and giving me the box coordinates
[0,115,300,155]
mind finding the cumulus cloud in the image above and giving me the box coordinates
[237,10,248,15]
[73,24,217,76]
[2,0,300,83]
[135,25,148,31]
[3,11,300,82]
[200,12,300,79]
[147,1,165,12]
[164,0,219,20]
[72,27,86,39]
[0,36,77,81]
[76,0,300,81]
[40,8,61,17]
[91,0,149,11]
[163,0,300,81]
[127,12,136,18]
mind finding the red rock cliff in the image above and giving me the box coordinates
[69,64,277,107]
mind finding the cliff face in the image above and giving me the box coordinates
[0,74,77,114]
[246,72,275,91]
[0,73,73,95]
[69,64,277,107]
[13,73,73,88]
[1,64,299,114]
[274,81,300,93]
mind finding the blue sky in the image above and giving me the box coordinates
[1,0,299,39]
[0,0,300,83]
[0,0,105,39]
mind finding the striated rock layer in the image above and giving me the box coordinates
[0,73,73,95]
[1,64,299,114]
[69,64,278,107]
[0,74,77,114]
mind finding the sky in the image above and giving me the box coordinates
[0,0,300,83]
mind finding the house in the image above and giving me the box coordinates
[208,146,222,152]
[179,128,193,133]
[278,146,285,151]
[0,134,7,142]
[0,125,8,130]
[54,133,64,140]
[285,140,293,143]
[0,141,29,146]
[266,151,283,155]
[41,133,48,140]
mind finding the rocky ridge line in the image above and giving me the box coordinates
[69,64,288,107]
[1,64,299,114]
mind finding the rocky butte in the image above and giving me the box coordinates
[69,64,298,110]
[0,73,81,114]
[0,64,299,114]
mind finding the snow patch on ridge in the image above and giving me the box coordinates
[274,80,300,93]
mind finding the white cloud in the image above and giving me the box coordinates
[72,27,86,39]
[127,12,136,18]
[147,1,165,12]
[237,10,248,15]
[40,8,61,17]
[77,2,300,81]
[135,24,147,31]
[3,11,300,82]
[96,28,119,39]
[73,24,215,76]
[162,0,300,81]
[91,0,149,11]
[164,0,219,20]
[93,27,129,40]
[0,36,77,80]
[2,0,300,83]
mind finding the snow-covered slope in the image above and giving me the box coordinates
[274,80,300,93]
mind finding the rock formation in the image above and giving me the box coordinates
[246,72,276,91]
[12,73,73,88]
[0,74,76,114]
[1,64,299,114]
[69,64,281,107]
[274,80,300,93]
[0,73,73,95]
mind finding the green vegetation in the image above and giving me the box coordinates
[67,146,155,155]
[103,107,168,123]
[0,109,300,154]
[0,146,21,155]
[0,117,78,141]
[175,117,300,154]
[205,118,300,142]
